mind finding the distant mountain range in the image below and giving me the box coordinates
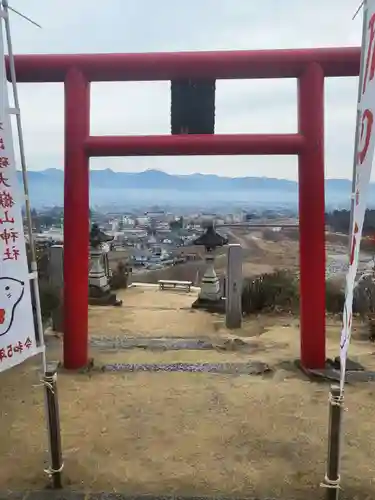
[18,168,356,191]
[15,168,374,210]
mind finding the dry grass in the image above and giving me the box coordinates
[1,352,375,498]
[242,262,275,277]
[2,239,375,498]
[88,287,222,338]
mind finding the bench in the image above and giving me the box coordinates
[158,279,193,292]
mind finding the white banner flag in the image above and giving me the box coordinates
[340,0,375,390]
[0,22,38,372]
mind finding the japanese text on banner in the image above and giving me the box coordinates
[339,0,375,390]
[0,21,38,373]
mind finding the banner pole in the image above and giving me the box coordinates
[1,1,64,487]
[43,362,64,489]
[322,385,344,500]
[1,0,46,369]
[332,1,374,496]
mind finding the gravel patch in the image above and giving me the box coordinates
[101,361,270,375]
[2,493,281,500]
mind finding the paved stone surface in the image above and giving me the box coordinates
[0,493,25,500]
[90,337,215,351]
[27,492,84,500]
[301,367,375,383]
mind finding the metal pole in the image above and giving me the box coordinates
[322,385,344,500]
[43,363,63,489]
[1,0,46,369]
[0,3,62,488]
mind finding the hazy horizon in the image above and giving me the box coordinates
[19,168,368,210]
[25,166,358,182]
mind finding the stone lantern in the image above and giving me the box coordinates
[89,224,122,306]
[192,222,228,311]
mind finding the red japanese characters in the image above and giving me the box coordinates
[0,156,10,168]
[0,173,10,188]
[0,337,32,362]
[363,13,375,95]
[358,108,373,165]
[0,134,21,262]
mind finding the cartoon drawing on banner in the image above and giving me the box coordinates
[0,19,38,372]
[0,277,24,336]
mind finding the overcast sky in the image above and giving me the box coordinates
[4,0,367,179]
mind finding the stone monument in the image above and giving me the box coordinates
[225,243,243,329]
[89,223,122,306]
[192,222,228,312]
[49,244,64,332]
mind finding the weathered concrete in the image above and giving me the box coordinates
[225,244,243,329]
[49,245,64,332]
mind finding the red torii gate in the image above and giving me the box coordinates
[7,47,360,370]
